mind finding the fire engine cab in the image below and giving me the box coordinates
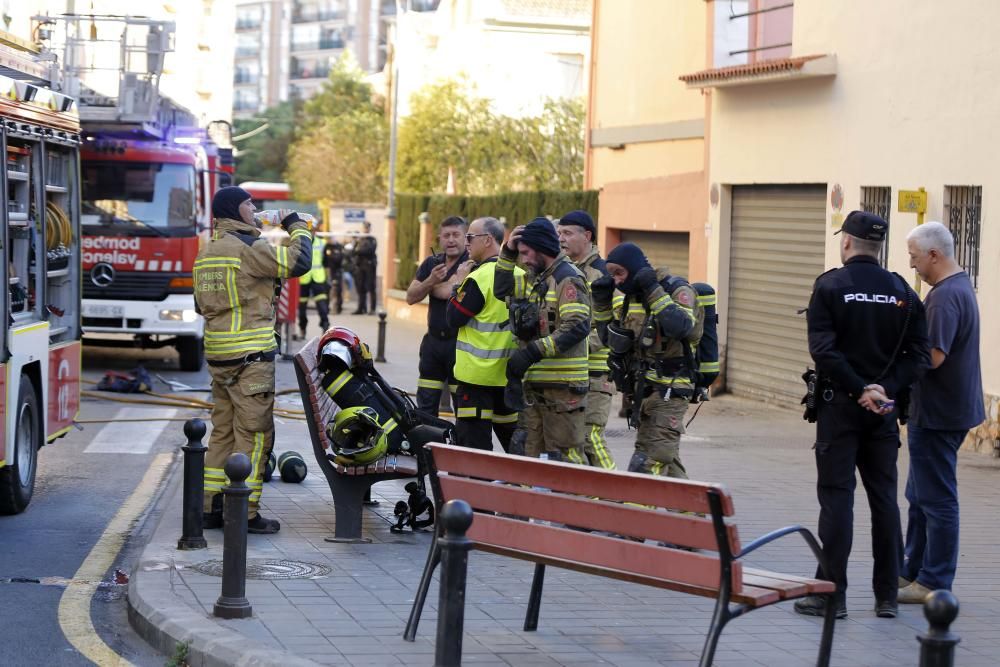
[34,14,234,371]
[0,31,82,513]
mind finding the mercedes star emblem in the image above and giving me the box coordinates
[90,262,116,287]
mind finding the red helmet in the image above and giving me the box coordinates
[318,326,371,373]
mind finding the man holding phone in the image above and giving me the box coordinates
[406,215,470,415]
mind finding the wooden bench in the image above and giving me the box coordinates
[293,337,419,543]
[404,443,837,667]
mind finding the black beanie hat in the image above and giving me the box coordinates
[518,217,561,257]
[558,210,596,238]
[606,242,652,294]
[212,186,253,221]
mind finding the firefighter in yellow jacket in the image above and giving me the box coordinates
[494,217,591,464]
[195,186,313,534]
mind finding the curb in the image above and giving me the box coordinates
[126,466,321,667]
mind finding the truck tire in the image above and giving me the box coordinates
[176,336,205,372]
[0,375,41,515]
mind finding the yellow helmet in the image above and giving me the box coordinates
[326,406,387,464]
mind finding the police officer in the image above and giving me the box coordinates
[297,234,330,339]
[353,221,378,314]
[407,216,469,416]
[446,217,522,450]
[195,186,313,534]
[592,242,703,479]
[557,210,617,469]
[323,236,345,315]
[495,217,591,464]
[793,210,929,621]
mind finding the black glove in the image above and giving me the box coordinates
[280,211,302,231]
[590,275,615,306]
[634,267,659,295]
[507,345,542,380]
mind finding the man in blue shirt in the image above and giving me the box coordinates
[899,221,985,603]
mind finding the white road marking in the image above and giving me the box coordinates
[84,408,179,454]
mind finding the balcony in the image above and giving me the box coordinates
[234,73,259,85]
[291,38,345,52]
[290,66,331,80]
[236,19,262,31]
[293,9,347,23]
[235,45,260,58]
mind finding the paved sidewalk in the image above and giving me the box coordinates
[128,313,1000,666]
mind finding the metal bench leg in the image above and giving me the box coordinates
[816,593,836,667]
[404,537,441,641]
[699,596,730,667]
[324,474,374,544]
[523,563,546,631]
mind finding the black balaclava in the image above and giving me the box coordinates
[212,186,253,222]
[606,242,652,295]
[518,217,561,258]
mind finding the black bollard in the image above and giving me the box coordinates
[918,590,960,667]
[213,453,253,619]
[375,311,387,363]
[177,418,208,550]
[435,499,473,667]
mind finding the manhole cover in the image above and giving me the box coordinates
[189,559,331,580]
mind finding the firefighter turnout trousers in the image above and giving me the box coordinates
[629,392,689,479]
[203,360,276,518]
[584,374,616,469]
[298,279,330,332]
[453,383,518,452]
[416,333,458,416]
[522,385,587,464]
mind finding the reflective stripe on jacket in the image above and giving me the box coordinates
[195,217,313,360]
[496,249,591,388]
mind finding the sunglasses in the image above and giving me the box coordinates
[465,233,490,242]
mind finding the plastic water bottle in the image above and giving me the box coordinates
[255,210,317,229]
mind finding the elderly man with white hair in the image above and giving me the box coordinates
[898,221,985,603]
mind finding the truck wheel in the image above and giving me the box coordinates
[0,375,41,515]
[176,337,205,372]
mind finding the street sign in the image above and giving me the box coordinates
[344,208,366,223]
[898,190,927,214]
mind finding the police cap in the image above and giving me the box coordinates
[835,210,888,241]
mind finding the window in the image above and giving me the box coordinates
[944,186,983,288]
[860,186,891,267]
[714,0,794,68]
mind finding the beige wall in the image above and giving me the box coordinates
[590,0,706,131]
[587,0,709,278]
[705,0,1000,446]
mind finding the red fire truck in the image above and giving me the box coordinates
[0,32,83,513]
[35,15,234,371]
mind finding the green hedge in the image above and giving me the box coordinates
[394,190,600,289]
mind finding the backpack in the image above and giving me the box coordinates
[690,282,720,391]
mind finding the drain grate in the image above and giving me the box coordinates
[189,559,331,580]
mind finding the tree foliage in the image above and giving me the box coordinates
[285,55,388,203]
[232,100,299,185]
[396,80,584,195]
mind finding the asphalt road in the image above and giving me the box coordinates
[0,343,210,667]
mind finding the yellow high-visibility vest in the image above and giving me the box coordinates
[299,238,326,285]
[454,260,521,387]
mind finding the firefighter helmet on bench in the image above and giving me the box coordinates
[318,326,373,374]
[326,406,387,464]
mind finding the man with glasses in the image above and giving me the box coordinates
[406,216,469,416]
[446,217,523,451]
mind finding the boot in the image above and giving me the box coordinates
[247,514,281,534]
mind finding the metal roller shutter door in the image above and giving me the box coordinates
[618,231,690,279]
[726,185,826,404]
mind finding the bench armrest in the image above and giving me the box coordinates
[736,525,833,581]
